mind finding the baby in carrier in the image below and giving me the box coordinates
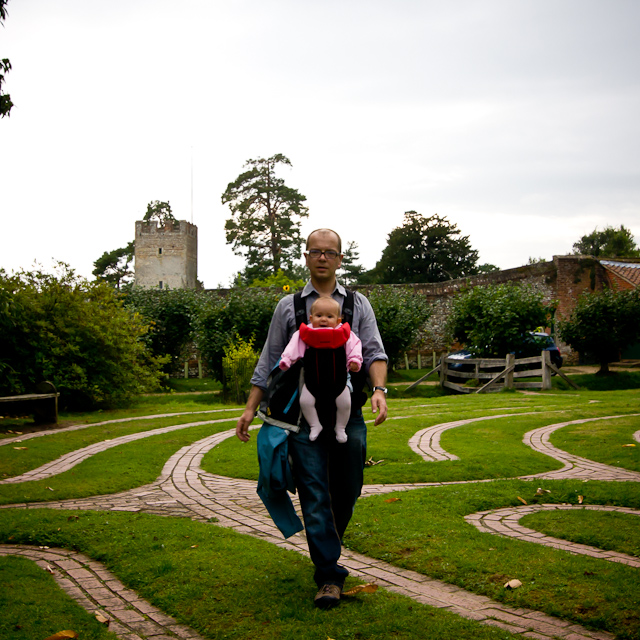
[279,296,363,443]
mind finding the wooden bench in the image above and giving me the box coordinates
[0,381,59,424]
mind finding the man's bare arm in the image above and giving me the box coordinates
[236,385,264,442]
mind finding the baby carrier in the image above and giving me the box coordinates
[257,290,366,430]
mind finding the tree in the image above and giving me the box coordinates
[1,0,13,118]
[222,154,309,282]
[144,200,178,227]
[558,288,640,375]
[93,241,135,289]
[365,211,480,284]
[573,225,639,258]
[446,283,556,358]
[339,241,365,286]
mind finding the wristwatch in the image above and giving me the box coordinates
[372,386,388,394]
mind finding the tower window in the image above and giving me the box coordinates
[158,248,163,255]
[159,281,163,289]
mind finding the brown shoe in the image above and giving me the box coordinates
[314,583,341,609]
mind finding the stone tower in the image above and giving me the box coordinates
[134,220,198,289]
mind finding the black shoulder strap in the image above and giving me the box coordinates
[342,289,355,327]
[293,288,356,330]
[293,291,306,329]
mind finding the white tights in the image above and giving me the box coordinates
[300,383,351,443]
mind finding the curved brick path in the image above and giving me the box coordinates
[521,415,640,482]
[5,411,640,640]
[0,544,206,640]
[465,504,640,568]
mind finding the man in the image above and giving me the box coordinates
[235,228,388,609]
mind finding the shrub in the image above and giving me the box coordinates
[364,287,431,368]
[0,264,165,410]
[222,335,259,404]
[446,283,556,357]
[124,287,201,373]
[195,288,285,381]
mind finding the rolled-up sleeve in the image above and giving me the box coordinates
[250,296,296,390]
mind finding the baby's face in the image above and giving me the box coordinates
[309,301,340,328]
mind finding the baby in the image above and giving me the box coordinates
[279,296,363,443]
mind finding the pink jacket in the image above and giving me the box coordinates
[279,323,363,371]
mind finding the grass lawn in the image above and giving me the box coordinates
[1,375,639,639]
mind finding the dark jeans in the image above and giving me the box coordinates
[288,410,367,588]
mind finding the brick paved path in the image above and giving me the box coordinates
[2,410,639,640]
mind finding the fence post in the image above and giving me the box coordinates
[417,352,422,369]
[433,351,436,369]
[505,353,515,389]
[184,361,189,379]
[198,359,203,379]
[404,352,410,370]
[542,350,552,390]
[439,355,446,386]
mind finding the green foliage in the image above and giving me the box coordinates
[143,200,178,227]
[248,269,305,291]
[364,211,480,284]
[364,287,431,367]
[222,154,309,281]
[92,241,135,289]
[0,264,165,410]
[195,288,285,381]
[558,287,640,374]
[124,287,202,373]
[446,283,556,357]
[476,263,500,273]
[572,224,639,258]
[222,335,259,404]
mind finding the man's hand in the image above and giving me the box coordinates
[236,385,264,442]
[236,408,255,442]
[371,389,388,426]
[368,359,388,426]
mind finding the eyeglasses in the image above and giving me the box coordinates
[306,249,340,260]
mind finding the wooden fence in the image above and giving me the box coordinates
[407,350,579,394]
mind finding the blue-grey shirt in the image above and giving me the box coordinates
[251,280,387,390]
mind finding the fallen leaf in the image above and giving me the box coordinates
[364,456,384,466]
[535,488,551,496]
[94,611,110,626]
[578,495,584,504]
[67,515,79,521]
[384,498,401,503]
[622,444,636,447]
[46,487,54,491]
[13,447,27,450]
[343,583,378,596]
[504,579,522,589]
[517,496,527,505]
[190,545,198,548]
[42,631,78,640]
[39,546,50,550]
[45,564,54,574]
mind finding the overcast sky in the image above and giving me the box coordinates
[2,0,639,287]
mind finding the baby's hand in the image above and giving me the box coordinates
[349,361,360,372]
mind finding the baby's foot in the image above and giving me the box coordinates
[309,425,323,441]
[335,429,348,444]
